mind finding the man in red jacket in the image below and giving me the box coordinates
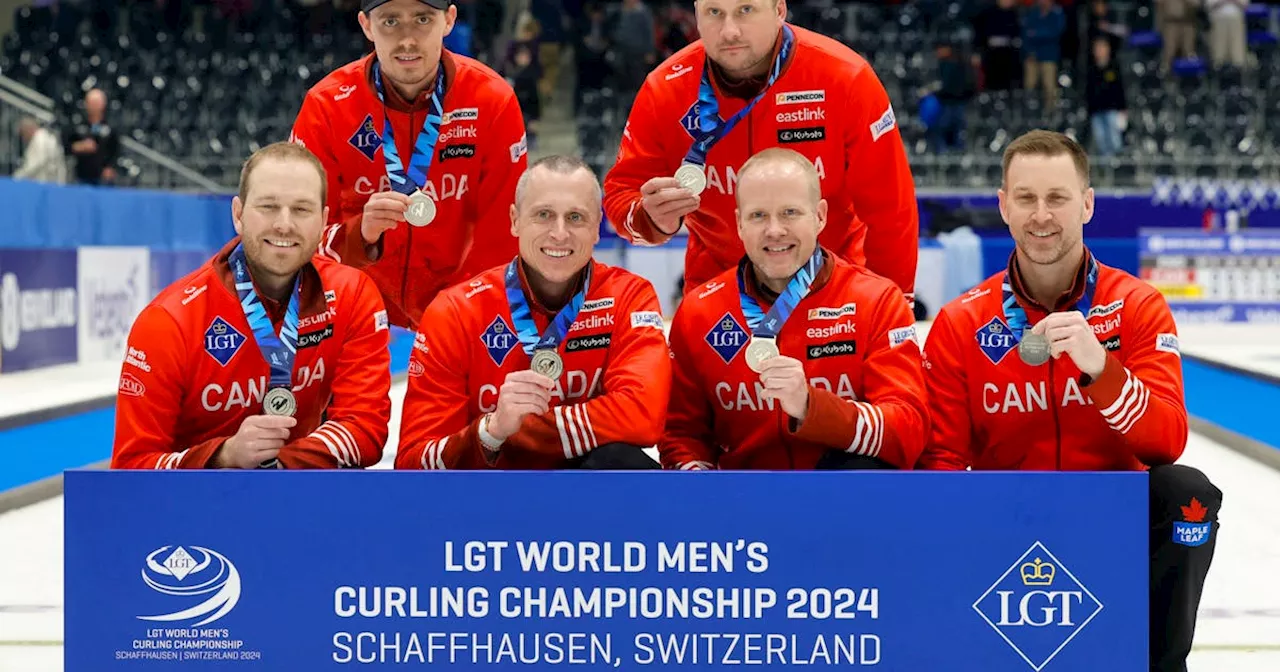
[111,142,392,470]
[396,155,670,470]
[660,148,927,471]
[919,130,1220,672]
[290,0,527,329]
[603,0,918,304]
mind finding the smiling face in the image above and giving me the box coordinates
[360,0,456,97]
[232,153,328,287]
[999,152,1094,269]
[695,0,785,80]
[735,150,826,292]
[510,161,602,288]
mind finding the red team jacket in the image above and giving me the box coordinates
[290,51,527,328]
[603,25,919,299]
[111,239,393,470]
[660,251,928,470]
[396,260,672,469]
[919,251,1188,471]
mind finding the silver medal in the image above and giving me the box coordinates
[745,337,780,373]
[405,191,437,227]
[263,387,297,417]
[1018,331,1052,366]
[530,349,564,380]
[674,163,707,195]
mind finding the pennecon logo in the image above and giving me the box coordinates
[973,541,1103,670]
[138,546,241,627]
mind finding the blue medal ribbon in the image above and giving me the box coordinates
[230,243,301,391]
[1002,255,1099,340]
[504,259,593,355]
[682,25,796,168]
[372,61,446,195]
[736,248,824,337]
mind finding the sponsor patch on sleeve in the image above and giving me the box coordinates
[375,310,389,332]
[1155,333,1180,356]
[510,133,528,163]
[889,325,918,349]
[869,104,897,142]
[631,311,665,330]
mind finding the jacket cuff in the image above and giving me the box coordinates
[1082,352,1126,406]
[789,387,853,449]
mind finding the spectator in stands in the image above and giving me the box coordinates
[972,0,1024,91]
[508,45,542,150]
[14,117,67,184]
[1157,0,1199,72]
[62,88,120,186]
[1086,0,1127,54]
[929,42,974,154]
[1205,0,1248,70]
[659,1,697,58]
[531,0,568,101]
[612,0,657,118]
[573,2,612,113]
[1086,37,1127,156]
[1021,0,1065,113]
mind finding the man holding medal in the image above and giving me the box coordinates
[917,131,1221,672]
[659,149,927,471]
[602,0,919,304]
[290,0,528,329]
[111,142,394,470]
[396,156,671,470]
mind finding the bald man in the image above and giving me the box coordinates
[660,148,928,471]
[63,88,120,185]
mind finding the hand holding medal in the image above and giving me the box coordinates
[639,176,701,234]
[1028,311,1107,378]
[756,354,810,421]
[489,370,555,443]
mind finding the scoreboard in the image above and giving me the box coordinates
[1139,229,1280,323]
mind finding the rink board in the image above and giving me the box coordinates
[64,471,1148,671]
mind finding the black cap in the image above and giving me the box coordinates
[362,0,451,12]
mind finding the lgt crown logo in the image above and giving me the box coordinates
[973,541,1103,670]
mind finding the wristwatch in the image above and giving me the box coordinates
[478,413,504,453]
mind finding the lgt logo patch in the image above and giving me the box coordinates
[348,114,381,162]
[976,317,1017,365]
[203,317,246,367]
[680,102,702,139]
[973,541,1104,670]
[480,316,518,367]
[704,313,748,364]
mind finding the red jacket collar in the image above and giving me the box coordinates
[363,50,456,113]
[212,237,326,325]
[744,247,834,309]
[1006,247,1093,313]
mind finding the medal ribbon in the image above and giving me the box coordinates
[504,259,593,355]
[736,248,824,337]
[1001,254,1099,340]
[682,25,796,168]
[372,60,446,195]
[230,243,301,391]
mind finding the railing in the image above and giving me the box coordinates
[0,74,230,193]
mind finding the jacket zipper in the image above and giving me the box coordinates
[400,107,416,313]
[1048,359,1062,469]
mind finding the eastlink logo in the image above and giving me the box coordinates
[776,108,825,124]
[570,313,615,333]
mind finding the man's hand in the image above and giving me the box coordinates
[640,176,700,234]
[758,356,810,422]
[361,191,412,245]
[1032,311,1107,378]
[489,370,556,442]
[214,415,298,469]
[72,138,98,154]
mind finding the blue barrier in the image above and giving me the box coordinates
[65,470,1148,671]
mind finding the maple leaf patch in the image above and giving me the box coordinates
[1180,498,1208,523]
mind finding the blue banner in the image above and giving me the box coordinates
[1139,228,1280,256]
[66,471,1148,671]
[0,249,79,372]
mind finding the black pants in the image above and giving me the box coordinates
[573,443,661,470]
[1149,464,1222,672]
[815,451,898,470]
